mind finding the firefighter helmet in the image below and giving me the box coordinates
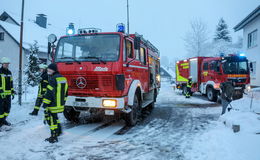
[1,57,11,64]
[39,64,48,69]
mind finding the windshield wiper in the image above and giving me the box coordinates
[60,57,81,64]
[80,56,106,64]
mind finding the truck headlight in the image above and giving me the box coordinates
[214,83,220,89]
[246,85,251,91]
[102,99,117,108]
[156,74,161,82]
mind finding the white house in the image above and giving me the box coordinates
[0,11,59,83]
[234,5,260,87]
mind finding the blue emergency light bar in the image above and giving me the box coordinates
[117,23,125,33]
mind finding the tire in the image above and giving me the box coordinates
[147,102,155,111]
[206,87,217,102]
[63,107,80,123]
[125,94,141,126]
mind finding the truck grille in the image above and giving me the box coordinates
[228,78,247,83]
[70,75,113,90]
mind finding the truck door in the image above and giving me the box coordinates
[201,61,209,83]
[209,60,221,84]
[123,38,135,89]
[139,46,149,92]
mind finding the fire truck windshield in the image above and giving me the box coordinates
[222,60,249,74]
[55,34,120,62]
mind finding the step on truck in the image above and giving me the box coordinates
[47,23,160,126]
[175,54,250,102]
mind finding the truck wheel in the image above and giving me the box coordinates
[125,94,141,126]
[63,107,80,123]
[206,87,217,102]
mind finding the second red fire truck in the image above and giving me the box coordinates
[48,24,160,126]
[176,54,250,102]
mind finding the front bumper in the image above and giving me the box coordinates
[65,96,129,112]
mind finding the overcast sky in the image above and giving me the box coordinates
[1,0,259,62]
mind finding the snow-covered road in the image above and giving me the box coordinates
[0,82,225,160]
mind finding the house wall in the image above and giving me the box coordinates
[243,15,260,86]
[0,26,27,85]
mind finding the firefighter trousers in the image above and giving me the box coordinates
[186,87,192,98]
[45,111,61,137]
[221,98,230,115]
[34,97,43,111]
[0,95,11,122]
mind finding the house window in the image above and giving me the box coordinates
[0,32,4,41]
[248,30,257,48]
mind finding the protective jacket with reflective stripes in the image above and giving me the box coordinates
[187,79,192,88]
[37,71,48,98]
[0,67,14,96]
[43,72,68,113]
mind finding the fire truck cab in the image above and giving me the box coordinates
[48,24,160,126]
[176,54,250,102]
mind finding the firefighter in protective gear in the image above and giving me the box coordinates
[185,76,193,98]
[0,57,14,127]
[29,64,48,116]
[220,81,234,115]
[42,63,68,143]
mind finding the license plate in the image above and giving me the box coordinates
[74,101,88,107]
[105,110,114,116]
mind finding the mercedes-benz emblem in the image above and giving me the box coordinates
[76,77,87,89]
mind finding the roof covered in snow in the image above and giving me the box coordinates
[234,5,260,31]
[161,66,176,78]
[0,11,62,52]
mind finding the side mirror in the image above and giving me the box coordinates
[134,36,141,50]
[47,42,51,59]
[249,62,253,72]
[48,34,57,61]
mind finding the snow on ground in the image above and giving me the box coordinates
[1,82,259,160]
[187,88,260,160]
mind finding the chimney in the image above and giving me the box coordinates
[36,14,47,28]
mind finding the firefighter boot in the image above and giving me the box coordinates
[2,119,11,126]
[29,109,38,116]
[45,130,58,143]
[0,120,3,128]
[45,136,58,143]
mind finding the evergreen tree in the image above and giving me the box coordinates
[214,18,232,42]
[25,41,41,87]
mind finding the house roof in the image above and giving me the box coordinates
[0,11,62,52]
[0,11,20,26]
[234,5,260,32]
[160,66,175,78]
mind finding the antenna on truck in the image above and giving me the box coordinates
[127,0,130,34]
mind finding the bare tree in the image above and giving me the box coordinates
[184,19,209,57]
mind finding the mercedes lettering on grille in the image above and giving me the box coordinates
[76,77,87,89]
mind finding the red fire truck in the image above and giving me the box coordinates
[47,24,160,126]
[176,54,250,102]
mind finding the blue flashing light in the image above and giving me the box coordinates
[239,53,246,57]
[66,23,75,35]
[117,23,125,33]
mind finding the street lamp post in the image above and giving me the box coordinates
[18,0,25,105]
